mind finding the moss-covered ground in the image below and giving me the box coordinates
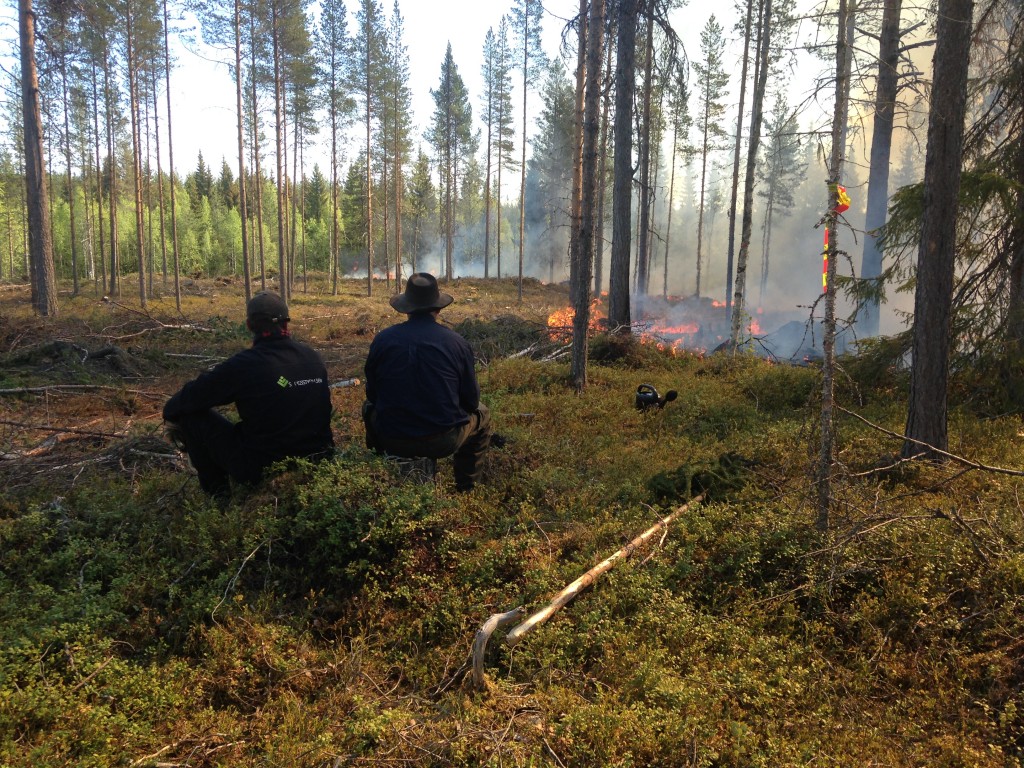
[1,276,1022,766]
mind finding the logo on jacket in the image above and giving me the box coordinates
[277,376,290,388]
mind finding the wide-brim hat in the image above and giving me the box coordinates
[390,273,454,314]
[247,291,290,323]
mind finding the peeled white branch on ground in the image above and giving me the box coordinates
[471,494,705,690]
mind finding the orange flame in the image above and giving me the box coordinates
[652,322,699,336]
[546,299,606,340]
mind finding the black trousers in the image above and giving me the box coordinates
[168,410,263,496]
[362,402,492,490]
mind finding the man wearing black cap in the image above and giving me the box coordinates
[163,291,334,498]
[363,273,491,492]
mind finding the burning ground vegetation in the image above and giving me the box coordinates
[545,293,856,362]
[2,276,1024,767]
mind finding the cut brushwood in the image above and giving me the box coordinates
[471,494,705,690]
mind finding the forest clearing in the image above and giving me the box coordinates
[1,276,1023,766]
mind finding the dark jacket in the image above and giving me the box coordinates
[163,334,334,468]
[364,312,479,438]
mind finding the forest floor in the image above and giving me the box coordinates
[1,275,1023,767]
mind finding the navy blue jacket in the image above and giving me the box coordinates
[163,334,334,467]
[364,313,479,438]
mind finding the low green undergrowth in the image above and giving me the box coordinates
[1,297,1023,766]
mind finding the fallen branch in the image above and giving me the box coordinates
[539,344,571,362]
[0,384,165,400]
[470,608,527,689]
[471,494,705,690]
[0,418,128,440]
[100,298,216,339]
[837,405,1024,478]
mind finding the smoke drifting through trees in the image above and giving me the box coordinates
[2,0,931,337]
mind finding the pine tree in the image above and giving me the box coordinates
[494,16,517,279]
[19,0,57,315]
[571,0,606,390]
[692,14,730,299]
[755,93,802,307]
[349,0,385,295]
[316,0,353,295]
[481,26,497,278]
[529,61,575,283]
[428,44,475,280]
[510,0,545,300]
[902,0,975,461]
[608,0,639,330]
[662,61,691,299]
[405,148,436,273]
[381,0,412,290]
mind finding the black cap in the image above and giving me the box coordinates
[247,291,290,324]
[389,273,454,314]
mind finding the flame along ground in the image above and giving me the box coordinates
[546,296,764,354]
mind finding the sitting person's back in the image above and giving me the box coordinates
[362,273,491,491]
[164,291,334,497]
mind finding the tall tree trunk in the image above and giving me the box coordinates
[902,0,974,459]
[300,136,307,292]
[235,0,251,301]
[60,53,79,296]
[393,91,403,292]
[758,180,776,307]
[92,59,107,295]
[162,0,181,309]
[144,81,154,295]
[288,105,298,295]
[663,118,679,299]
[594,27,613,296]
[484,54,493,281]
[730,0,771,344]
[572,0,604,389]
[104,55,119,298]
[569,0,587,306]
[249,13,267,290]
[125,0,147,308]
[272,4,288,297]
[858,0,902,338]
[695,124,710,297]
[496,136,503,279]
[19,0,57,315]
[330,94,339,295]
[608,0,638,331]
[364,8,375,296]
[517,27,527,302]
[635,10,655,298]
[817,0,853,531]
[382,152,390,290]
[151,67,168,286]
[725,0,754,319]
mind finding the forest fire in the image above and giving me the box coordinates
[546,299,606,340]
[545,294,783,357]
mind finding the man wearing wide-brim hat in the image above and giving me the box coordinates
[363,273,492,491]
